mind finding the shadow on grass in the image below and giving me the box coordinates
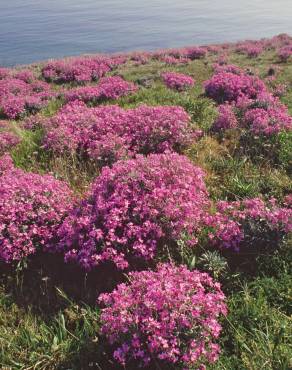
[0,252,124,317]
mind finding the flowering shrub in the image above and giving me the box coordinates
[273,84,287,97]
[0,156,74,263]
[43,102,193,162]
[54,153,209,270]
[207,66,292,135]
[14,69,36,83]
[284,194,292,207]
[155,46,206,65]
[0,131,21,154]
[265,33,292,49]
[206,45,223,54]
[42,57,110,83]
[241,91,291,134]
[64,76,138,103]
[213,63,244,75]
[278,45,292,62]
[22,113,46,131]
[235,42,264,58]
[208,197,292,251]
[185,46,207,59]
[98,263,227,369]
[64,86,101,104]
[213,104,238,131]
[161,72,195,91]
[159,55,190,65]
[0,77,55,119]
[204,71,267,104]
[129,52,151,65]
[243,105,292,135]
[97,76,138,100]
[212,93,292,135]
[0,153,14,175]
[0,121,21,154]
[0,68,10,80]
[42,55,128,83]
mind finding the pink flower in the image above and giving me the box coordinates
[41,55,127,83]
[0,76,54,119]
[43,102,193,163]
[53,153,209,270]
[278,44,292,62]
[0,155,75,263]
[213,104,238,130]
[161,72,195,91]
[206,65,292,135]
[98,263,227,368]
[204,70,267,104]
[64,76,138,103]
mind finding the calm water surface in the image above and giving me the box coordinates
[0,0,292,66]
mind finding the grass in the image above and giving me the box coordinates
[0,287,101,370]
[0,46,292,369]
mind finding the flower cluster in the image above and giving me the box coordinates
[0,155,74,263]
[159,55,190,65]
[265,33,292,49]
[204,70,267,104]
[154,46,207,65]
[231,35,292,57]
[64,76,138,103]
[212,63,244,75]
[0,76,55,119]
[185,46,208,60]
[124,35,292,68]
[99,263,227,369]
[161,72,195,91]
[208,197,292,251]
[0,121,21,154]
[48,140,291,269]
[41,55,127,83]
[243,100,292,135]
[278,44,292,62]
[213,93,292,135]
[272,83,287,97]
[14,69,36,83]
[235,42,264,58]
[0,153,14,175]
[207,66,292,135]
[167,47,207,60]
[43,102,193,163]
[213,104,238,131]
[53,153,209,270]
[0,68,10,80]
[129,52,151,65]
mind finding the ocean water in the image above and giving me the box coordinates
[0,0,292,66]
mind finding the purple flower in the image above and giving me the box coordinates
[98,263,227,368]
[278,44,292,62]
[53,153,209,270]
[161,72,195,91]
[64,76,138,103]
[0,76,55,119]
[43,102,193,163]
[212,104,238,131]
[41,55,127,83]
[0,155,75,263]
[204,70,267,104]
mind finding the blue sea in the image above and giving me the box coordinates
[0,0,292,66]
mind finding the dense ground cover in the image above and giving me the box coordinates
[0,34,291,369]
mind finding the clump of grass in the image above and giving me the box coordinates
[0,288,101,370]
[214,280,292,370]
